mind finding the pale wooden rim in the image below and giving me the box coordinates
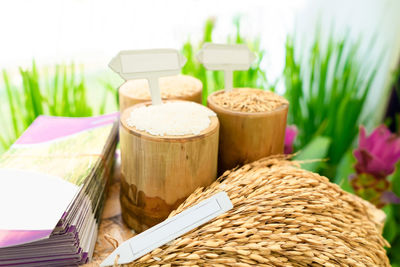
[207,89,289,118]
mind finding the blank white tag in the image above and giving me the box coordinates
[121,53,180,73]
[109,49,186,80]
[196,43,256,91]
[100,191,232,266]
[109,49,187,105]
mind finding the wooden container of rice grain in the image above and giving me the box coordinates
[119,74,202,112]
[207,88,289,174]
[119,100,219,233]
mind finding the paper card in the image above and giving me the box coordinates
[101,192,232,266]
[196,43,256,91]
[0,169,79,247]
[0,113,118,248]
[109,49,186,81]
[109,49,187,105]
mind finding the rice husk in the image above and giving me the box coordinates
[210,88,288,113]
[128,155,389,266]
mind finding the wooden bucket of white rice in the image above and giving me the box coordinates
[119,100,219,233]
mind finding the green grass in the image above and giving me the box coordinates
[181,17,272,105]
[0,61,117,152]
[1,16,268,153]
[284,30,380,178]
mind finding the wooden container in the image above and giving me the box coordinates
[119,74,202,112]
[119,101,219,232]
[207,88,288,174]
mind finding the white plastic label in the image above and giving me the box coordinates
[100,191,233,266]
[109,49,187,105]
[120,53,180,74]
[196,43,256,91]
[131,198,220,254]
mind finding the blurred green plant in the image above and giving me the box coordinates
[0,61,113,152]
[293,136,331,173]
[383,184,400,266]
[382,65,400,267]
[383,66,400,132]
[334,142,400,266]
[181,17,271,105]
[284,31,379,178]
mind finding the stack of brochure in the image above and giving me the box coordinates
[0,113,118,266]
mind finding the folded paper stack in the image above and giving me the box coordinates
[0,113,119,266]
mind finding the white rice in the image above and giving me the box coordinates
[126,102,216,136]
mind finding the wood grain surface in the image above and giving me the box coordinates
[207,89,288,174]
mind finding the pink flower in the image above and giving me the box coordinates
[354,125,400,178]
[351,125,400,207]
[381,191,400,205]
[284,125,298,154]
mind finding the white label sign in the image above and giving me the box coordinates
[109,49,186,80]
[109,49,187,105]
[198,44,255,70]
[196,43,256,91]
[100,191,233,266]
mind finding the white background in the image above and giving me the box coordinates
[0,0,399,123]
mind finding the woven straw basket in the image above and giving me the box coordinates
[124,155,389,266]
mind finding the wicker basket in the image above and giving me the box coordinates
[123,155,389,266]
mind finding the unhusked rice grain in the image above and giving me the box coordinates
[211,88,288,113]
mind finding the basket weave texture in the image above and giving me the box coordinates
[128,156,389,267]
